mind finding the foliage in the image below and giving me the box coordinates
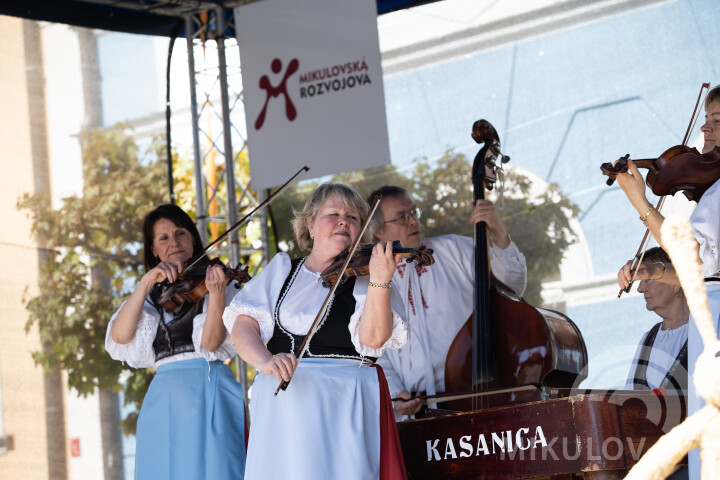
[270,149,579,306]
[18,125,169,435]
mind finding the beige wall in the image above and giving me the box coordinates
[0,16,69,480]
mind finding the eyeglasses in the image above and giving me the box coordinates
[384,207,422,226]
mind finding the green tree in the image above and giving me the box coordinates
[18,125,169,434]
[269,149,578,307]
[409,150,578,305]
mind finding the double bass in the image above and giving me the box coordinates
[395,121,687,480]
[443,119,587,410]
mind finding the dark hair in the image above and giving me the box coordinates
[365,185,411,239]
[706,85,720,109]
[638,246,671,265]
[141,204,205,272]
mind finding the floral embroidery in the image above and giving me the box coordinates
[407,279,416,316]
[415,263,428,277]
[397,263,406,278]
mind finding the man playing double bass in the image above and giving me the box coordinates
[366,185,527,419]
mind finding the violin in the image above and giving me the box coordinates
[600,82,717,297]
[319,241,435,288]
[157,257,251,312]
[600,145,720,202]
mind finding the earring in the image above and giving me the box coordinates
[675,292,680,297]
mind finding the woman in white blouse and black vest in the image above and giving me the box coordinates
[224,183,409,480]
[105,204,246,479]
[622,247,689,393]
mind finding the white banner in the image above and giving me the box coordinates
[234,0,391,190]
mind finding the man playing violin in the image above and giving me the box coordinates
[366,185,527,419]
[615,85,720,480]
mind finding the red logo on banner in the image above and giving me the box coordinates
[70,438,81,457]
[255,58,300,130]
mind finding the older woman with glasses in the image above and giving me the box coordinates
[224,183,409,480]
[366,185,527,420]
[622,247,689,393]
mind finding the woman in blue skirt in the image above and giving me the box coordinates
[106,204,246,480]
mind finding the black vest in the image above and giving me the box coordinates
[266,257,377,363]
[631,322,688,392]
[149,284,203,361]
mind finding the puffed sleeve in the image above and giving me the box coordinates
[348,277,408,357]
[223,253,291,344]
[105,299,160,369]
[690,178,720,277]
[191,282,241,361]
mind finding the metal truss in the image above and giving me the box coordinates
[184,8,269,268]
[184,7,269,393]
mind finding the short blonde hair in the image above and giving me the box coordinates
[291,183,369,251]
[706,85,720,109]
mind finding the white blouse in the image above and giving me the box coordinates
[105,283,241,368]
[223,253,407,358]
[690,177,720,277]
[625,323,688,390]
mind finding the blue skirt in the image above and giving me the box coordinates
[135,358,246,480]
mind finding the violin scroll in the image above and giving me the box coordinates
[320,240,435,288]
[600,154,630,186]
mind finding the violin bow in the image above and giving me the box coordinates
[275,195,383,395]
[183,166,309,275]
[619,83,709,297]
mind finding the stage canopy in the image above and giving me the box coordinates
[0,0,440,37]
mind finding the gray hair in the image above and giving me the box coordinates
[365,185,411,241]
[291,183,369,251]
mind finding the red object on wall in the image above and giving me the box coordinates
[70,438,80,457]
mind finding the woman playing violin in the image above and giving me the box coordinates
[224,183,408,480]
[105,204,246,480]
[615,85,720,480]
[615,86,720,280]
